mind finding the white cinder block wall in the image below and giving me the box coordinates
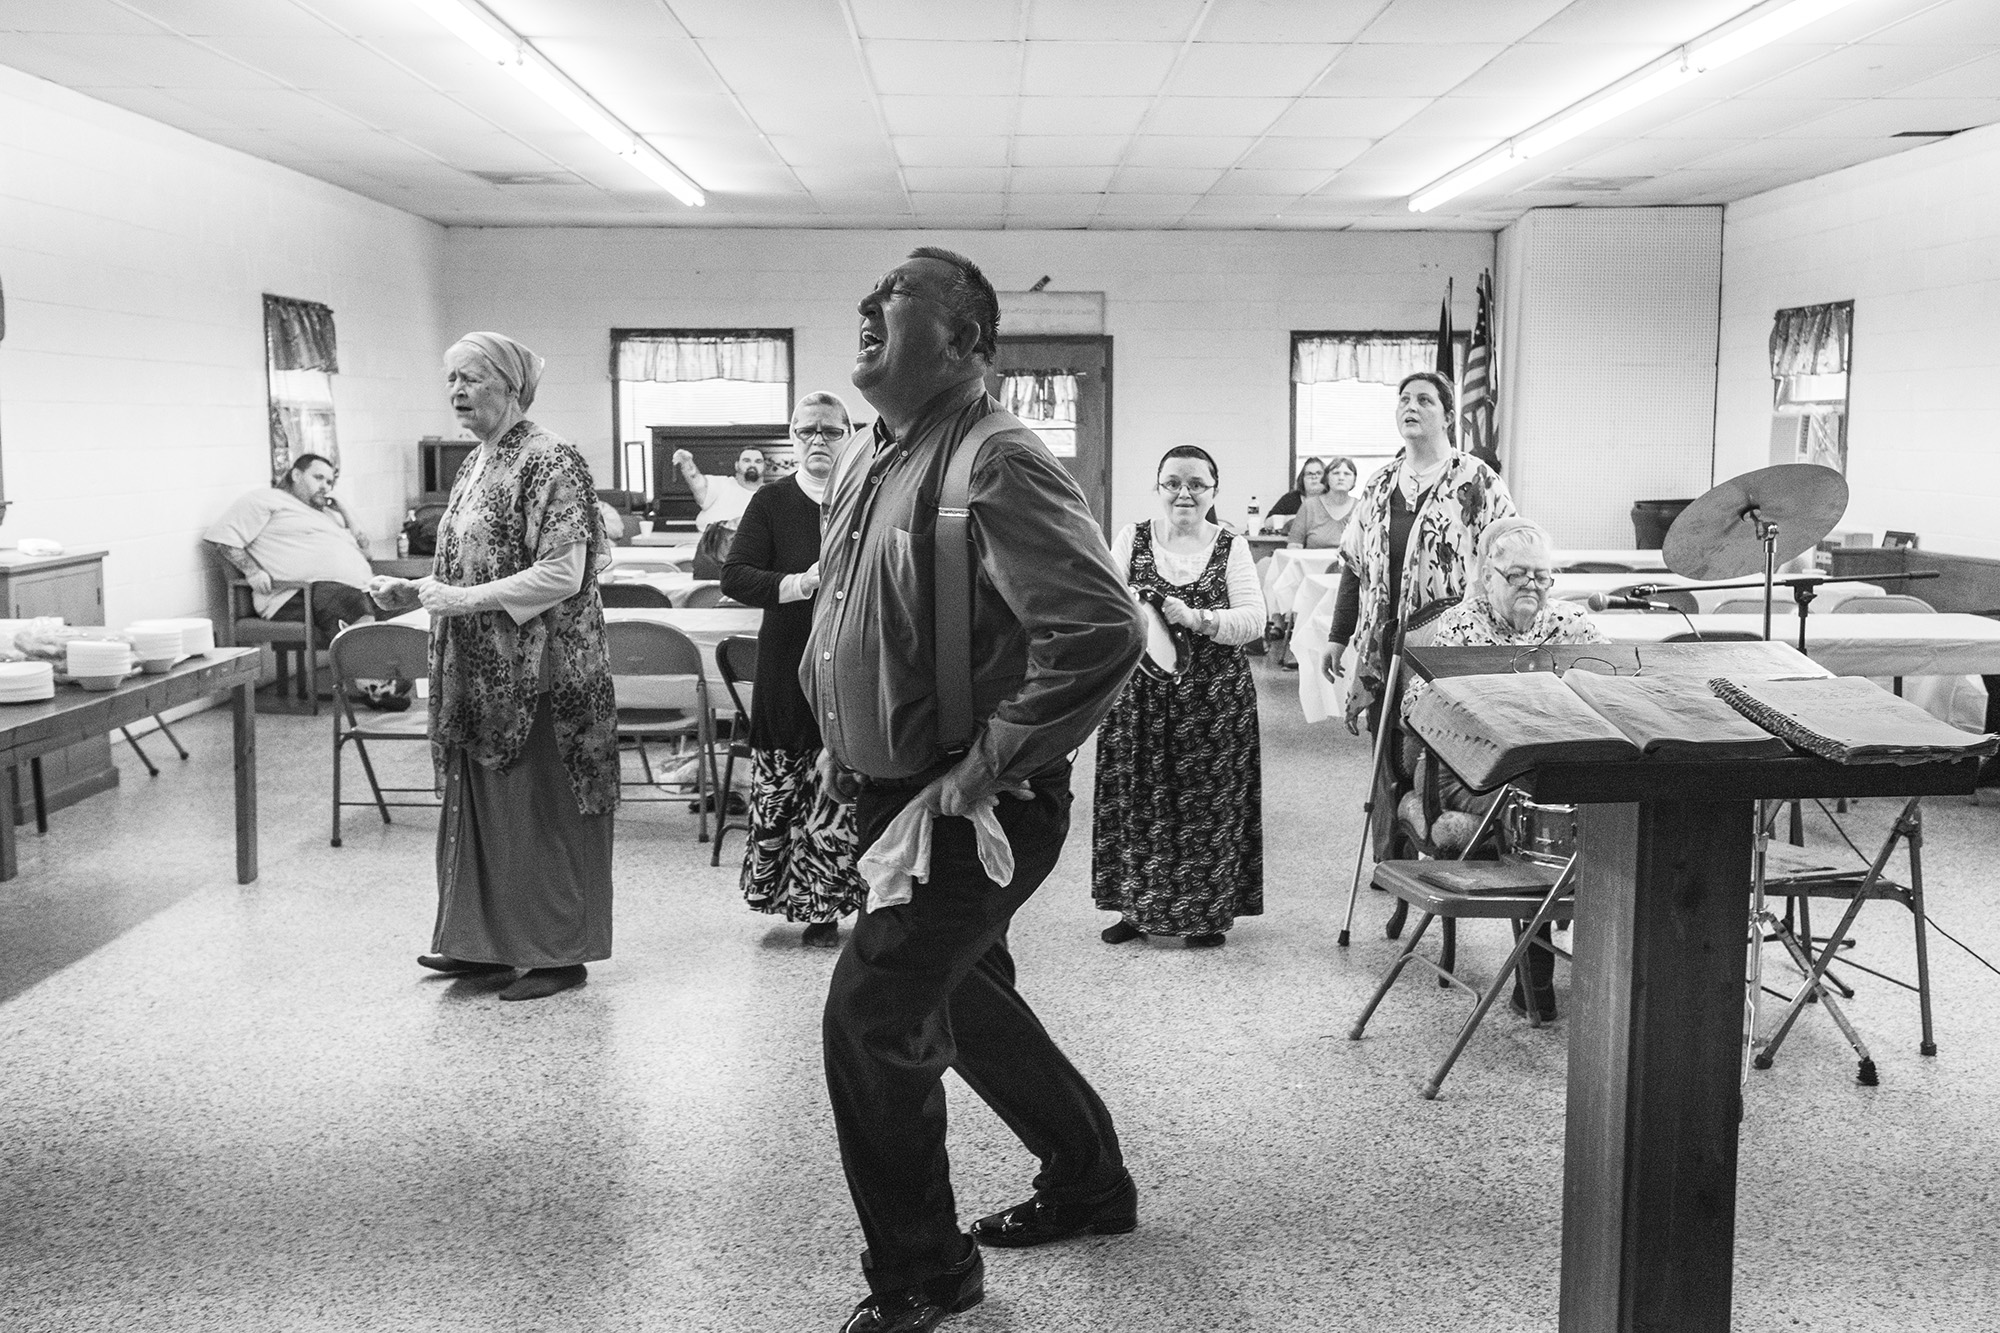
[1717,123,2000,558]
[0,68,447,626]
[441,228,1494,533]
[1495,207,1723,550]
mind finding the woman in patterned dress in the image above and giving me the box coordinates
[1092,445,1267,948]
[369,332,618,1002]
[719,392,867,947]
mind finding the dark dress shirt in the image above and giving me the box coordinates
[801,381,1144,792]
[719,474,822,753]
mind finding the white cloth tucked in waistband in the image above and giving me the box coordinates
[859,798,1015,913]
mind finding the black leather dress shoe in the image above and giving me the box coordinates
[971,1173,1137,1249]
[417,955,514,975]
[839,1243,983,1333]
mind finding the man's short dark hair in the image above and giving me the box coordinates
[287,453,335,477]
[907,246,1000,361]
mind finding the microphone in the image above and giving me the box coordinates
[1586,592,1669,612]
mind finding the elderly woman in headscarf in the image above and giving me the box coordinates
[370,332,619,1003]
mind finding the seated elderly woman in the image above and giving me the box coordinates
[1398,515,1601,1018]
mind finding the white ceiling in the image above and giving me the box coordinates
[3,0,1997,229]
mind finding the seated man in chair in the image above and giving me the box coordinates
[1400,515,1601,1016]
[205,452,378,646]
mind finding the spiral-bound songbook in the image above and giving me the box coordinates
[1709,676,2000,766]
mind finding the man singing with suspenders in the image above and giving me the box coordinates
[804,248,1145,1333]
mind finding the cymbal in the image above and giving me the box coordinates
[1663,464,1849,580]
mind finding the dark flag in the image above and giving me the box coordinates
[1434,275,1454,376]
[1463,270,1500,473]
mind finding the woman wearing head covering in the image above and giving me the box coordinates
[718,391,867,946]
[1091,444,1266,949]
[370,332,618,1002]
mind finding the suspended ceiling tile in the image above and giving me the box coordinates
[194,34,427,91]
[19,31,286,88]
[64,84,235,132]
[739,94,882,138]
[1236,136,1371,170]
[879,95,1016,137]
[1009,165,1119,193]
[1795,0,1963,47]
[1121,135,1258,168]
[903,166,1008,191]
[1004,191,1102,214]
[1391,95,1558,138]
[1681,43,1845,100]
[698,38,872,96]
[1446,41,1660,104]
[486,0,693,39]
[1685,136,1910,172]
[304,0,467,40]
[1562,136,1753,175]
[387,128,552,171]
[1347,134,1502,182]
[1310,165,1435,202]
[802,190,914,214]
[1163,43,1341,98]
[600,91,756,139]
[1093,191,1201,214]
[532,36,724,98]
[767,134,900,168]
[665,0,852,40]
[1523,0,1764,45]
[1198,0,1385,45]
[161,85,371,133]
[1782,95,2000,138]
[793,165,905,193]
[360,33,541,94]
[1014,95,1154,137]
[1021,42,1181,97]
[1010,135,1129,166]
[893,134,1010,166]
[1359,0,1573,46]
[1883,51,2000,98]
[1183,192,1290,215]
[864,40,1023,95]
[1113,165,1227,193]
[1641,97,1846,140]
[1142,96,1293,136]
[1739,43,1987,100]
[847,0,1019,42]
[1205,168,1329,195]
[1026,0,1208,43]
[1873,0,2000,45]
[127,0,331,39]
[906,190,1006,213]
[1266,97,1429,139]
[1311,42,1505,97]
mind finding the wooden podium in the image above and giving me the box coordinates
[1406,644,1980,1333]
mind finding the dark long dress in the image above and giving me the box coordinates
[1091,522,1264,936]
[719,476,865,923]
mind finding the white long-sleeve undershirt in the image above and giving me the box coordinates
[1109,522,1267,646]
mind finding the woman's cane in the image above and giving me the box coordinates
[1338,645,1405,947]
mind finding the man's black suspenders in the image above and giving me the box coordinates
[934,409,1025,755]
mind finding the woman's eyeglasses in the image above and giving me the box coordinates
[1158,480,1214,496]
[793,426,849,443]
[1498,567,1555,589]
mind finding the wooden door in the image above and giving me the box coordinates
[986,336,1112,529]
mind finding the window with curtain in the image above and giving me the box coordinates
[612,330,793,496]
[1767,301,1852,474]
[264,294,339,479]
[999,371,1078,458]
[1290,332,1457,481]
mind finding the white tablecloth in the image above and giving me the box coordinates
[1263,547,1343,618]
[1293,602,1997,730]
[598,568,717,606]
[1556,549,1671,572]
[608,545,690,568]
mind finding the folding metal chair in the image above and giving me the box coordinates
[680,584,726,608]
[1834,594,1935,696]
[711,635,758,865]
[606,619,719,841]
[599,583,677,609]
[329,623,435,847]
[1349,787,1578,1099]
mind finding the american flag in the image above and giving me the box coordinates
[1461,270,1500,474]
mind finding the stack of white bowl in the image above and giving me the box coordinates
[128,625,185,672]
[0,661,55,703]
[66,638,134,687]
[128,617,215,657]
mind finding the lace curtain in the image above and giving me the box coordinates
[1292,335,1437,386]
[618,334,790,383]
[1000,372,1078,423]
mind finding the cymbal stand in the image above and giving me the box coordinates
[1751,509,1779,644]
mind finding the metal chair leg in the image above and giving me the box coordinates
[1349,911,1438,1040]
[332,726,344,848]
[121,726,161,778]
[30,757,46,835]
[1906,808,1937,1056]
[155,716,190,761]
[351,737,392,825]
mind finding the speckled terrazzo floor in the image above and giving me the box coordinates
[4,665,2000,1332]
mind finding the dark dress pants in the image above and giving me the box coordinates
[824,765,1126,1294]
[269,580,375,645]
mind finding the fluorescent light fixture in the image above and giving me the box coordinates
[405,0,704,207]
[1408,0,1865,212]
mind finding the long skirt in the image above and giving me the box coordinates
[740,747,865,924]
[1091,654,1264,936]
[434,696,615,968]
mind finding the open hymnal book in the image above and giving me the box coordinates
[1710,676,2000,766]
[1407,670,1796,791]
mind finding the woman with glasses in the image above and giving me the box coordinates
[718,392,867,946]
[1092,445,1266,949]
[1261,456,1325,533]
[1286,456,1358,550]
[1401,516,1598,1018]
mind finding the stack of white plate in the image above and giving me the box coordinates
[128,617,215,657]
[128,626,185,672]
[0,661,54,703]
[67,638,134,686]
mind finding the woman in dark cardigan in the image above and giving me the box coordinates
[719,392,867,946]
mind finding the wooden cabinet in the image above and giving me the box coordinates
[0,548,117,825]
